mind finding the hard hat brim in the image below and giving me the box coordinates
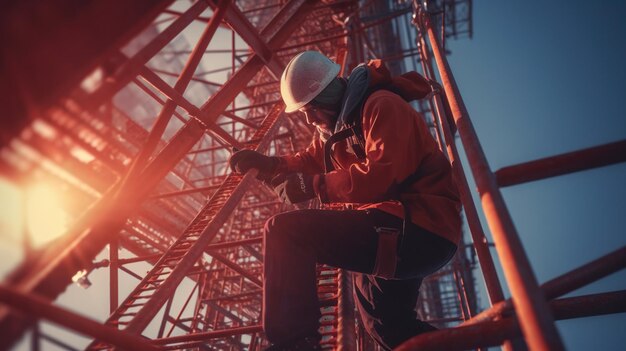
[283,62,341,113]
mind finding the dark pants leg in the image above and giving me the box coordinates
[263,208,456,348]
[353,211,457,350]
[353,275,436,350]
[263,209,380,345]
[352,211,457,350]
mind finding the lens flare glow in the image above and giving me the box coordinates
[26,183,68,246]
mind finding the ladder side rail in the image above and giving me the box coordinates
[413,3,565,350]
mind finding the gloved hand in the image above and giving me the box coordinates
[270,173,317,205]
[424,79,442,100]
[229,149,280,181]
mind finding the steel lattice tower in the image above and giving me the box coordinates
[1,1,624,351]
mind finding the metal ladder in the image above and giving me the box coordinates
[87,103,286,350]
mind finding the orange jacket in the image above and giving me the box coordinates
[282,61,461,244]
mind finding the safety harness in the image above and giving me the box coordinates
[321,64,429,279]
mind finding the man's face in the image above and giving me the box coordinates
[299,104,337,134]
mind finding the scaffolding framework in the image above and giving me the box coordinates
[0,1,624,350]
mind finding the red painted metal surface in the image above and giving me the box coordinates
[463,245,626,326]
[415,3,566,350]
[2,0,623,350]
[496,139,626,187]
[416,27,505,307]
[0,286,160,351]
[397,290,626,351]
[0,0,174,146]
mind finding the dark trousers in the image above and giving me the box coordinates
[263,208,456,350]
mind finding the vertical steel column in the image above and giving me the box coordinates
[31,322,40,351]
[451,261,472,320]
[157,298,174,338]
[417,29,504,306]
[414,3,564,350]
[109,238,119,315]
[337,270,356,351]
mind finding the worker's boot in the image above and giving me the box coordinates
[264,335,322,351]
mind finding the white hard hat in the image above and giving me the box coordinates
[280,51,341,113]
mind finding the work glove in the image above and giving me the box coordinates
[270,173,317,205]
[228,149,281,181]
[424,79,442,100]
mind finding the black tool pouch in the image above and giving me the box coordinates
[372,226,401,279]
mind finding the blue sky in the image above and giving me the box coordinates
[444,1,626,349]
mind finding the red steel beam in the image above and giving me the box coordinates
[416,4,565,350]
[164,281,200,338]
[109,238,119,313]
[136,66,243,149]
[225,99,283,113]
[150,67,224,87]
[150,184,222,199]
[188,144,230,154]
[221,110,261,129]
[154,324,262,348]
[276,6,410,53]
[417,31,505,306]
[118,254,164,265]
[135,12,307,206]
[205,237,263,250]
[541,246,626,299]
[128,77,232,149]
[205,289,262,302]
[131,1,230,170]
[396,290,626,351]
[100,0,315,336]
[417,20,523,348]
[496,139,626,187]
[209,251,263,288]
[0,0,315,345]
[0,286,160,351]
[133,0,316,187]
[220,4,273,64]
[1,0,174,145]
[117,0,232,213]
[463,245,626,326]
[81,0,211,111]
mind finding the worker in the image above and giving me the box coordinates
[229,51,461,350]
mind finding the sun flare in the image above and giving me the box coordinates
[26,183,68,246]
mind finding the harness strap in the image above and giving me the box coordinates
[323,127,357,172]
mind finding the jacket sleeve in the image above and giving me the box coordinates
[323,92,429,203]
[279,136,325,174]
